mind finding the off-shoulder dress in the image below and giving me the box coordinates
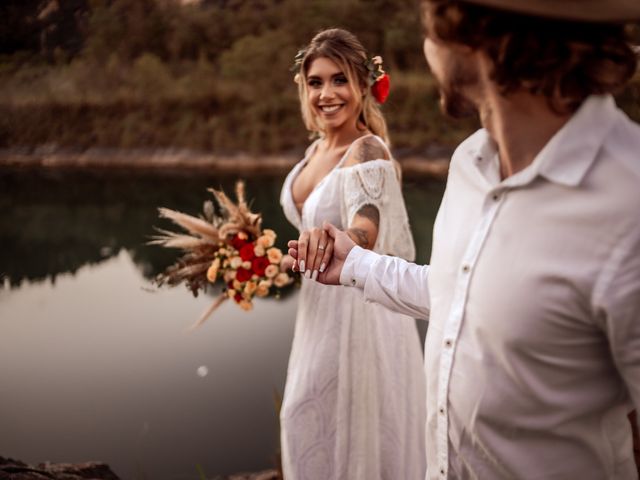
[279,134,427,480]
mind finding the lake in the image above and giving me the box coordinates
[0,167,444,479]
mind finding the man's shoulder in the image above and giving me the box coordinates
[448,129,490,170]
[604,109,640,181]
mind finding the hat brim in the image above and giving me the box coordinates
[461,0,640,22]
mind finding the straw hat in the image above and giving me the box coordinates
[459,0,640,22]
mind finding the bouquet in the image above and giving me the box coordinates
[150,181,295,329]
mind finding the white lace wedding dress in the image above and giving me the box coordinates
[279,135,426,480]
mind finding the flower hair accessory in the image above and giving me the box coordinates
[291,48,306,84]
[366,55,390,104]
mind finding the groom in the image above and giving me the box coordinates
[288,0,640,478]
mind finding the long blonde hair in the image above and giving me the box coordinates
[296,28,390,145]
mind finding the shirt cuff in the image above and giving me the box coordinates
[339,246,380,288]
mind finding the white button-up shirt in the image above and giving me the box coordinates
[340,95,640,479]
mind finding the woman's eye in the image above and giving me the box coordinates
[308,79,321,88]
[334,76,348,85]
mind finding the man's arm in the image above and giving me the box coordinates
[288,222,430,319]
[341,245,430,320]
[594,230,640,423]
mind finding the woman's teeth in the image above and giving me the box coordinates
[320,105,342,113]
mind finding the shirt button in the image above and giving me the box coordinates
[492,193,500,201]
[351,278,356,286]
[462,264,470,273]
[439,407,445,415]
[440,467,446,476]
[444,339,453,348]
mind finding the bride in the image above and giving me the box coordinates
[279,28,426,480]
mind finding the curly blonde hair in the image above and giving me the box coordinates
[296,28,390,144]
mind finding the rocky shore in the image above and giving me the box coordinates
[0,457,279,480]
[0,148,450,179]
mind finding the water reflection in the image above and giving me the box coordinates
[0,167,444,479]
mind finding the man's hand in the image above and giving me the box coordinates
[288,222,356,285]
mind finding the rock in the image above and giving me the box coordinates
[0,456,280,480]
[227,471,279,480]
[0,457,119,480]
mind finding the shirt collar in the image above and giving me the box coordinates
[534,94,618,187]
[471,95,619,189]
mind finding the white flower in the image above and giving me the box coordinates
[230,256,243,269]
[254,245,266,257]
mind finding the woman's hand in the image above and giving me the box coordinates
[291,226,335,280]
[280,254,297,272]
[288,222,356,285]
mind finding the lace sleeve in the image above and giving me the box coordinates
[340,160,416,261]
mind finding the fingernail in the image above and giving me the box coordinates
[292,262,297,272]
[311,270,318,281]
[299,260,305,272]
[304,270,311,279]
[319,263,326,273]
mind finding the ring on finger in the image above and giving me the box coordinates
[318,244,326,251]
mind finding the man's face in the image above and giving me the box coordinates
[423,36,478,119]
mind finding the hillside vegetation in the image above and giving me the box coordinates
[1,0,637,154]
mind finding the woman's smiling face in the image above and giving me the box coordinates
[305,56,361,132]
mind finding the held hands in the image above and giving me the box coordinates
[285,222,356,285]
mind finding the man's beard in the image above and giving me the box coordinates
[437,61,478,119]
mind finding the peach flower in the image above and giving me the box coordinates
[267,247,283,264]
[274,272,291,288]
[265,264,279,279]
[244,281,257,295]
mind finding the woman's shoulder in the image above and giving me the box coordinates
[342,134,391,168]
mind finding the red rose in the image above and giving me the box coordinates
[231,234,248,250]
[371,74,390,104]
[234,292,242,303]
[236,267,252,282]
[239,243,255,261]
[251,256,270,277]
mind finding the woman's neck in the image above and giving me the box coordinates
[322,122,368,150]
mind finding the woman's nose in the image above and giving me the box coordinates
[320,83,334,100]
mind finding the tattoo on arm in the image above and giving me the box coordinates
[347,228,371,248]
[355,204,379,229]
[353,137,388,163]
